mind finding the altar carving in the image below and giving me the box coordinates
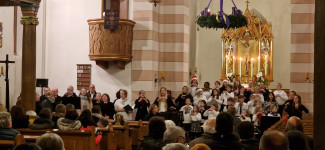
[221,3,273,84]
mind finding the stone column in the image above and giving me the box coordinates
[20,4,39,112]
[314,0,325,149]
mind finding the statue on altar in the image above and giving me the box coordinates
[221,1,273,85]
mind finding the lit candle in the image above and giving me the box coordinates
[1,66,3,74]
[233,56,235,74]
[306,72,309,78]
[265,55,268,75]
[239,58,242,77]
[207,9,211,16]
[225,56,228,75]
[251,58,254,78]
[258,56,260,72]
[162,72,165,78]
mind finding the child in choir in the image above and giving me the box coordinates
[267,105,281,117]
[180,98,193,133]
[252,106,265,127]
[199,100,208,124]
[264,92,278,114]
[202,82,212,100]
[221,97,235,112]
[219,85,234,111]
[203,102,219,120]
[234,95,248,117]
[207,89,220,107]
[247,95,257,117]
[233,80,242,95]
[193,89,207,106]
[240,109,251,122]
[253,86,264,104]
[190,76,199,97]
[190,105,202,139]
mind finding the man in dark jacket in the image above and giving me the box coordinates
[238,121,259,150]
[0,112,20,150]
[189,119,216,148]
[210,112,244,150]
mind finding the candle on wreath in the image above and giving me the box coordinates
[251,58,254,78]
[207,9,211,16]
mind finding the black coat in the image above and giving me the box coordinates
[175,93,193,110]
[0,127,20,150]
[240,138,259,150]
[29,117,54,130]
[100,101,115,119]
[12,116,29,129]
[211,133,244,150]
[87,91,97,99]
[40,98,54,112]
[189,133,216,149]
[135,97,150,121]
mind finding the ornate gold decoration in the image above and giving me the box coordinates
[221,1,273,84]
[20,18,39,25]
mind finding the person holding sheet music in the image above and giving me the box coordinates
[114,89,133,121]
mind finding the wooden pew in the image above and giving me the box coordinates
[126,120,149,149]
[0,134,24,148]
[98,122,132,150]
[302,120,313,138]
[17,127,100,150]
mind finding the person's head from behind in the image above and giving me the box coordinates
[165,120,176,129]
[79,109,94,127]
[65,109,78,120]
[286,116,303,132]
[65,104,75,111]
[149,116,166,139]
[91,105,102,114]
[0,103,7,112]
[0,112,11,128]
[285,130,308,150]
[216,112,233,135]
[39,108,51,119]
[55,104,66,114]
[259,130,289,150]
[36,133,65,150]
[10,105,26,119]
[227,106,236,117]
[203,119,216,134]
[97,117,109,128]
[190,144,211,150]
[163,126,186,144]
[13,143,41,150]
[162,143,189,150]
[238,121,254,139]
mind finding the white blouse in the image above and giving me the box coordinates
[191,113,202,122]
[180,105,193,124]
[273,90,288,105]
[193,95,207,106]
[114,98,132,121]
[203,109,219,120]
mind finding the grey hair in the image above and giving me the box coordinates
[164,120,176,129]
[67,85,73,91]
[36,133,65,150]
[203,119,216,134]
[163,126,185,144]
[162,143,188,150]
[0,112,11,128]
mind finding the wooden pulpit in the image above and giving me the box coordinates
[87,0,135,69]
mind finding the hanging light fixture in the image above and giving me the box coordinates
[149,0,160,7]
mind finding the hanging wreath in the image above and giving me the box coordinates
[197,0,248,30]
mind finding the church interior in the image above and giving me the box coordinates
[0,0,324,149]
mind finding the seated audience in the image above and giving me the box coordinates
[189,119,216,149]
[91,105,103,124]
[29,108,54,129]
[165,120,176,129]
[259,130,289,150]
[134,90,150,121]
[139,116,166,150]
[66,103,75,111]
[190,144,211,150]
[51,104,66,128]
[144,104,160,121]
[36,133,65,150]
[211,112,243,150]
[162,143,189,150]
[0,112,20,150]
[286,116,313,150]
[163,126,186,145]
[113,114,125,125]
[13,143,41,150]
[285,130,308,150]
[238,121,259,150]
[57,109,81,130]
[97,117,109,128]
[10,105,29,128]
[79,109,96,129]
